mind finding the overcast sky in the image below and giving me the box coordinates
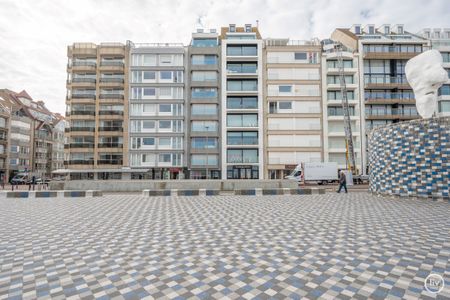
[0,0,449,113]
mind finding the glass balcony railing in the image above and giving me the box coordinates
[67,143,95,148]
[98,110,124,116]
[99,94,124,99]
[97,159,123,165]
[67,160,94,165]
[100,61,124,67]
[70,127,95,132]
[98,143,123,148]
[98,127,123,132]
[72,61,96,67]
[365,93,415,100]
[72,78,96,83]
[227,137,258,145]
[100,77,124,83]
[70,110,96,116]
[72,93,96,99]
[364,75,408,85]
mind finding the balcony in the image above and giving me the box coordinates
[66,160,94,165]
[364,75,410,89]
[65,143,95,149]
[97,159,123,165]
[363,48,421,60]
[227,137,258,146]
[70,61,97,72]
[69,127,96,132]
[99,94,124,100]
[71,93,96,99]
[365,93,416,105]
[99,61,124,71]
[98,143,123,148]
[365,109,419,120]
[70,110,96,116]
[98,111,124,116]
[68,77,96,88]
[99,77,125,87]
[98,127,123,132]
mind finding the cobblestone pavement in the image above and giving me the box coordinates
[0,193,449,299]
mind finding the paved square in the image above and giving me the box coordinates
[0,193,449,299]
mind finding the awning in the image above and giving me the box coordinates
[52,168,150,174]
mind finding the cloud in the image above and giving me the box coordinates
[0,0,449,113]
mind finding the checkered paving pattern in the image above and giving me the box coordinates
[0,193,449,299]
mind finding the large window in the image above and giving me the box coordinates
[442,52,450,63]
[294,52,307,60]
[191,71,217,82]
[328,106,355,116]
[327,91,355,100]
[191,155,218,166]
[438,84,450,96]
[191,137,217,149]
[227,80,257,91]
[191,55,217,65]
[227,149,258,163]
[227,132,258,145]
[191,121,218,132]
[227,45,257,56]
[227,97,258,109]
[327,60,353,69]
[227,63,257,73]
[227,114,258,127]
[327,75,354,84]
[191,88,217,98]
[191,104,217,115]
[192,38,218,47]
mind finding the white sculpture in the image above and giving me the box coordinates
[405,49,448,118]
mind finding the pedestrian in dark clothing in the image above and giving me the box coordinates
[29,175,36,191]
[337,171,348,193]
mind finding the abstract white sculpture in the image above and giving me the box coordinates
[405,49,448,118]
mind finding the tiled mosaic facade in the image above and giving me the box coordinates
[369,116,450,199]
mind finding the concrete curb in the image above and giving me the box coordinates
[140,188,326,197]
[0,190,102,199]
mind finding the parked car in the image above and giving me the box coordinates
[10,174,29,185]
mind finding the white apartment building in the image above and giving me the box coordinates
[128,42,186,179]
[220,24,264,179]
[418,28,450,116]
[321,42,364,172]
[264,39,323,179]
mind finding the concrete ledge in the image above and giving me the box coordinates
[262,189,285,195]
[64,191,86,197]
[35,191,58,198]
[177,189,200,196]
[235,189,256,196]
[6,191,29,198]
[206,189,221,196]
[0,190,101,198]
[142,189,171,197]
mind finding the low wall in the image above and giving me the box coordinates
[56,179,299,192]
[368,116,449,199]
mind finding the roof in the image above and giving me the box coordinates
[52,169,151,174]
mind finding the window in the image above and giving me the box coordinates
[227,114,257,127]
[192,88,217,98]
[227,63,257,73]
[368,26,374,34]
[439,101,450,113]
[191,55,217,65]
[229,24,236,32]
[227,149,258,163]
[191,138,217,149]
[192,38,217,47]
[294,52,307,60]
[279,102,292,109]
[279,85,292,93]
[160,55,172,64]
[384,26,390,34]
[355,25,361,34]
[191,155,218,166]
[192,71,217,82]
[227,97,258,109]
[159,120,171,129]
[143,71,156,80]
[227,45,257,56]
[160,71,172,80]
[143,88,156,96]
[438,85,450,96]
[159,137,171,146]
[442,52,450,63]
[227,132,258,145]
[159,104,172,113]
[143,120,155,129]
[143,138,155,145]
[398,26,404,34]
[245,24,251,32]
[191,104,217,115]
[191,121,218,132]
[159,154,171,163]
[227,80,257,91]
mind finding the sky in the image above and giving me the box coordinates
[0,0,449,114]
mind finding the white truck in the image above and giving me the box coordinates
[285,162,339,184]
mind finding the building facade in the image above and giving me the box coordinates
[187,30,222,179]
[220,24,264,180]
[264,38,323,179]
[332,24,428,173]
[321,41,364,172]
[128,42,186,180]
[66,43,129,180]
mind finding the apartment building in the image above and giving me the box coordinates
[220,24,264,179]
[418,28,450,116]
[264,38,322,179]
[331,24,428,173]
[0,100,9,181]
[321,41,364,172]
[66,43,129,180]
[52,114,65,171]
[187,29,221,179]
[128,42,186,180]
[0,89,66,181]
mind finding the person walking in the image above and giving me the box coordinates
[337,170,348,193]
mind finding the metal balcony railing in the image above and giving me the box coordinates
[98,127,123,132]
[70,110,96,116]
[97,143,123,148]
[71,78,96,83]
[100,78,124,83]
[99,94,124,99]
[70,127,96,132]
[97,159,123,165]
[72,61,96,67]
[98,111,124,116]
